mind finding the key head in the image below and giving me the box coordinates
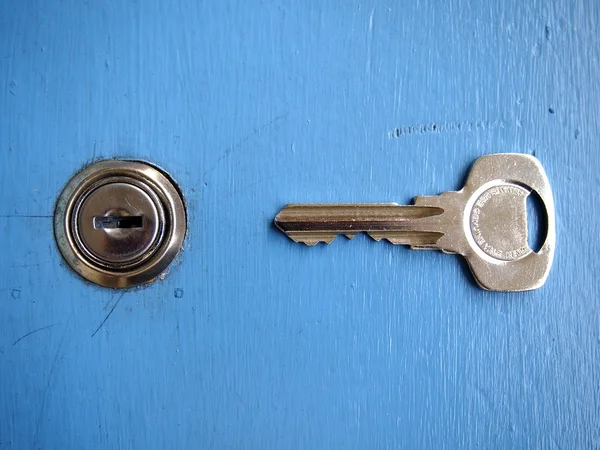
[416,153,555,292]
[463,154,555,291]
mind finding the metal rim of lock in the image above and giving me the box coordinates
[54,160,186,288]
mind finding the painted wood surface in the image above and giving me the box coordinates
[1,1,598,448]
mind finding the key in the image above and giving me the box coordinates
[274,153,555,292]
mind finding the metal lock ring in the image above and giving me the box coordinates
[54,160,186,288]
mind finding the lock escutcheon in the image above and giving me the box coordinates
[54,160,186,288]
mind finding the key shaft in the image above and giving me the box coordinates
[274,203,445,246]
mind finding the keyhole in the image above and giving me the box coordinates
[526,191,548,253]
[93,215,144,229]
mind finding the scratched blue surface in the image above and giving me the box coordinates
[1,1,599,449]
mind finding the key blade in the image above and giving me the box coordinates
[368,230,445,246]
[274,204,445,246]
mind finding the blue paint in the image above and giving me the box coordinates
[1,0,599,448]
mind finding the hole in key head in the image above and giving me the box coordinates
[93,215,144,229]
[526,190,548,253]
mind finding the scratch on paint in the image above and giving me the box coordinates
[91,292,125,338]
[203,114,287,177]
[13,324,59,345]
[0,215,53,218]
[34,313,72,446]
[389,119,505,138]
[366,9,374,74]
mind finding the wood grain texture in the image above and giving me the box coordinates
[1,0,598,448]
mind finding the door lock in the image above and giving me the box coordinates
[54,160,186,288]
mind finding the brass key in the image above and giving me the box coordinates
[274,154,555,292]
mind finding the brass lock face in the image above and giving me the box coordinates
[54,160,186,288]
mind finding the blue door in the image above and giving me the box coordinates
[1,1,598,448]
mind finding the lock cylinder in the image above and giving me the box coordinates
[54,160,186,288]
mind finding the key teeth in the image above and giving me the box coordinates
[367,233,384,243]
[378,236,407,245]
[290,235,337,246]
[297,240,319,246]
[368,233,406,245]
[368,231,445,247]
